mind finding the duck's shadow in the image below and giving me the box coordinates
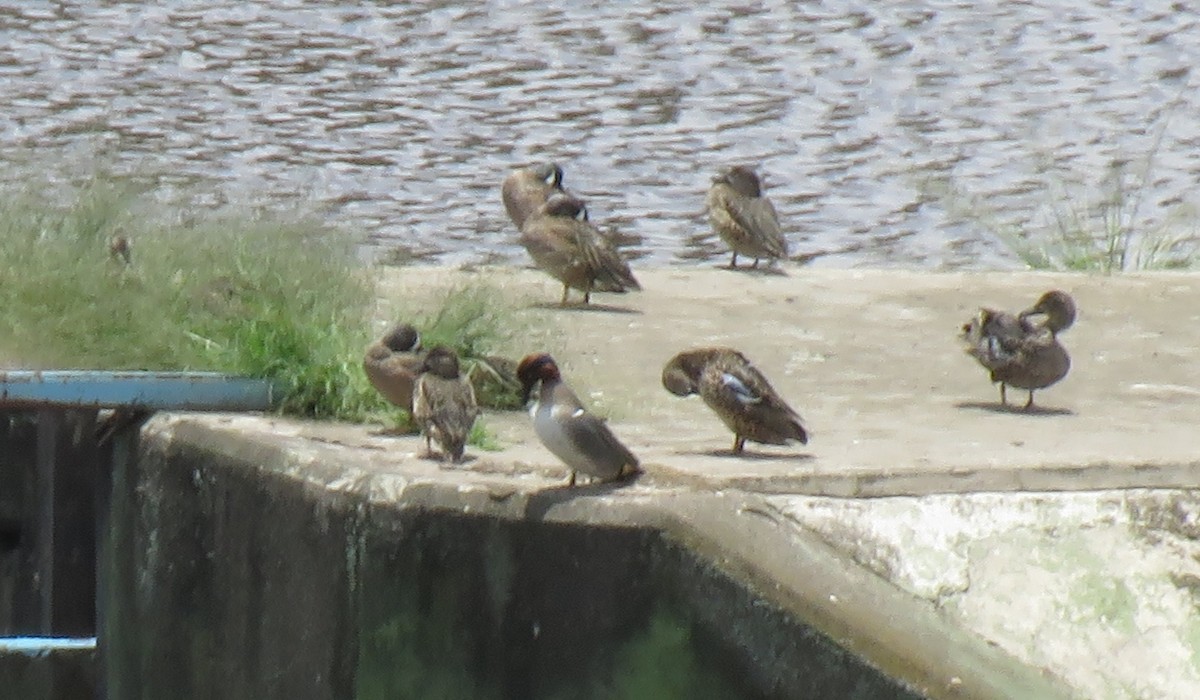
[530,301,642,315]
[955,401,1075,417]
[689,448,814,461]
[717,264,789,277]
[425,453,479,466]
[522,472,643,521]
[368,426,418,438]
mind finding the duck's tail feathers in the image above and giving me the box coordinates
[790,419,809,445]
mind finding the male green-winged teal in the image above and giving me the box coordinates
[413,346,480,462]
[502,162,566,230]
[706,166,788,269]
[662,347,808,454]
[517,353,640,486]
[519,193,641,306]
[363,323,425,414]
[960,290,1076,409]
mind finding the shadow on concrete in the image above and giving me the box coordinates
[715,264,789,277]
[368,426,418,438]
[688,448,815,461]
[531,302,643,315]
[954,401,1075,417]
[422,452,478,466]
[522,474,643,522]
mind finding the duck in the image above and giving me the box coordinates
[706,165,788,269]
[662,347,809,454]
[413,346,480,462]
[516,353,640,486]
[502,162,566,230]
[960,290,1076,409]
[519,193,641,306]
[363,322,425,415]
[109,232,132,265]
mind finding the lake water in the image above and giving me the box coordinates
[1,1,1197,269]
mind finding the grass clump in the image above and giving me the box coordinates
[934,167,1199,273]
[401,282,536,411]
[0,175,388,421]
[996,164,1198,272]
[934,129,1199,272]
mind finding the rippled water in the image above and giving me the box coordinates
[1,1,1197,268]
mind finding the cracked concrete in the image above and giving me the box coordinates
[773,491,1200,700]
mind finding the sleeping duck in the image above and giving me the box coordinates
[501,162,566,231]
[363,322,425,415]
[662,347,809,454]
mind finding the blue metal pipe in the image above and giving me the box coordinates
[0,371,276,411]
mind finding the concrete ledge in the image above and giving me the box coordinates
[114,414,1075,699]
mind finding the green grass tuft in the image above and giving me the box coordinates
[467,419,503,451]
[931,134,1200,273]
[396,282,535,411]
[0,175,393,421]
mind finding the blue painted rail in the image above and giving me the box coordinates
[0,370,275,411]
[0,371,276,699]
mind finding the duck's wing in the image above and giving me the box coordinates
[415,376,479,437]
[964,309,1030,370]
[704,356,807,441]
[724,195,787,258]
[433,379,481,437]
[551,397,640,470]
[519,217,581,275]
[572,223,641,292]
[412,374,435,424]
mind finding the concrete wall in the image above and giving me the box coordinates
[104,420,942,699]
[0,641,96,699]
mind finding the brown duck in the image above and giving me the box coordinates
[502,162,566,230]
[413,346,480,462]
[517,353,640,486]
[960,290,1076,409]
[662,347,808,454]
[363,323,425,414]
[706,166,788,269]
[519,193,641,306]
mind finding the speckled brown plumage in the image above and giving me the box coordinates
[961,290,1076,409]
[413,346,480,462]
[363,323,424,414]
[663,347,808,454]
[519,193,641,306]
[706,166,788,269]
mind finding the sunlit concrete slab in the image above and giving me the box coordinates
[368,267,1200,497]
